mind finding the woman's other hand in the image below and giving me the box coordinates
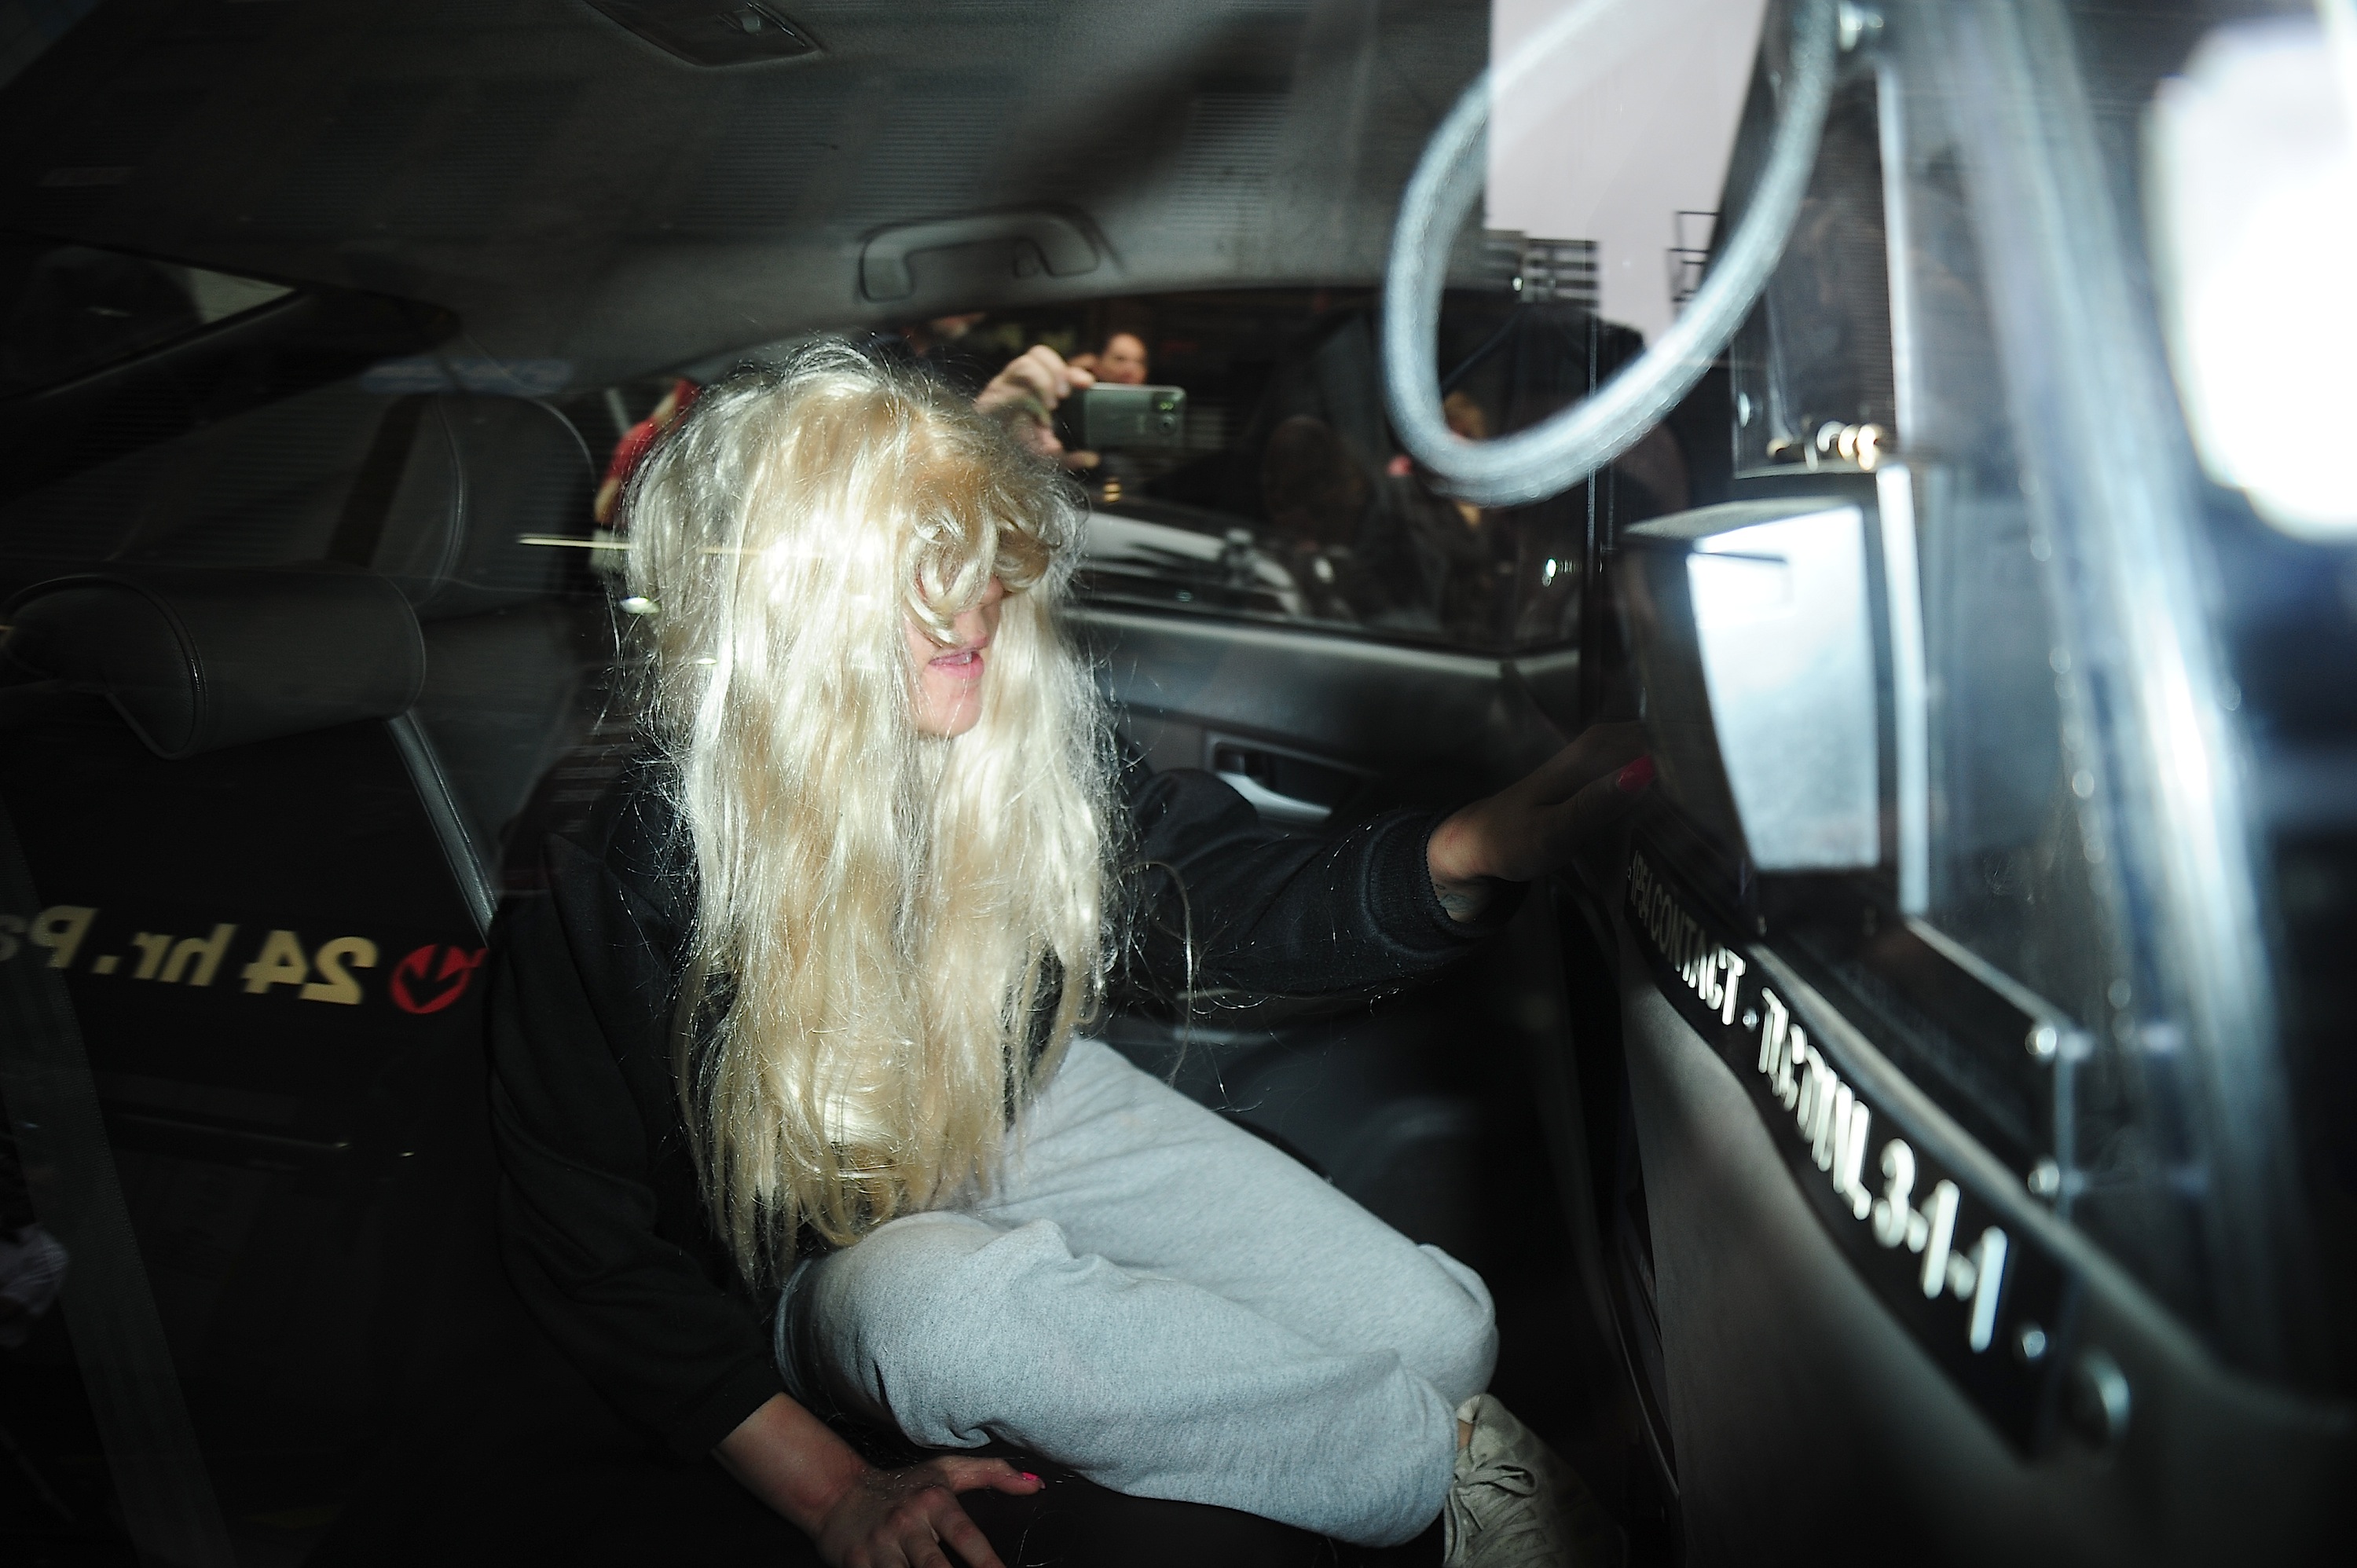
[716,1391,1042,1567]
[814,1455,1043,1568]
[974,345,1097,465]
[1424,722,1652,922]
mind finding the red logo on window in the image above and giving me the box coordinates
[391,944,487,1015]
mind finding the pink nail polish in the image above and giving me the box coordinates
[1615,755,1656,794]
[1021,1471,1041,1484]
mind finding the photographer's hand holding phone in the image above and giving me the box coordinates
[976,345,1098,467]
[977,345,1189,468]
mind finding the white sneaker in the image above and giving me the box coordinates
[1442,1394,1625,1568]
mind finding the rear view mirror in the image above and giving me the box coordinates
[1616,498,1878,871]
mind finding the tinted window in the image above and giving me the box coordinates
[1705,52,2227,1342]
[0,236,291,398]
[894,288,1677,654]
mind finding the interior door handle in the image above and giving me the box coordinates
[858,209,1101,302]
[1209,741,1355,826]
[1213,768,1335,826]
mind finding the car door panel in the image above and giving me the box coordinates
[1079,606,1518,785]
[1619,914,2353,1565]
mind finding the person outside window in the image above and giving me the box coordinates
[1072,330,1149,387]
[595,377,700,526]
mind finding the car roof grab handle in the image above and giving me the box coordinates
[859,209,1101,302]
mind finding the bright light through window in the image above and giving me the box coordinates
[2148,6,2357,541]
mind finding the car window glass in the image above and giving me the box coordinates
[1886,30,2212,1322]
[1741,36,2217,1339]
[622,288,1681,656]
[0,236,292,400]
[1728,77,1897,474]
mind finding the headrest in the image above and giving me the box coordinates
[373,395,598,620]
[2,565,425,759]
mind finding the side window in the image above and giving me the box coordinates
[1867,35,2226,1336]
[950,290,1684,654]
[0,236,291,400]
[586,294,1691,657]
[1707,53,2222,1343]
[1843,71,2114,1039]
[1882,45,2192,1313]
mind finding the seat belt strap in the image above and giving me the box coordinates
[328,394,432,569]
[0,802,236,1568]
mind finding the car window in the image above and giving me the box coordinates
[0,236,291,398]
[1649,49,2115,1251]
[1050,288,1677,654]
[1866,46,2168,1291]
[4,2,2347,1557]
[1679,3,2337,1371]
[574,287,1681,656]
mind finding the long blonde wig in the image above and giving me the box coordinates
[624,341,1118,1283]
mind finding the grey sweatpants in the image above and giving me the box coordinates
[773,1038,1497,1547]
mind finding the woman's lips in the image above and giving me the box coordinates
[928,645,988,682]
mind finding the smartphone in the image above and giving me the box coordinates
[1058,384,1186,450]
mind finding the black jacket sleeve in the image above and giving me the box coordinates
[486,783,784,1461]
[1120,764,1518,1005]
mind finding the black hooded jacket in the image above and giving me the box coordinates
[486,751,1515,1459]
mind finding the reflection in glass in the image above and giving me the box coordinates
[0,237,291,399]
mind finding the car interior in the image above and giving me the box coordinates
[0,1,2351,1565]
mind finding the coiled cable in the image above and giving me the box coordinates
[1380,0,1841,506]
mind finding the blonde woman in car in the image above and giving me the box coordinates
[489,338,1650,1568]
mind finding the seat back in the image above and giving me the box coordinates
[0,379,608,881]
[0,376,639,1557]
[0,565,500,1533]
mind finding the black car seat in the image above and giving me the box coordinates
[0,379,619,1557]
[0,563,522,1553]
[0,559,814,1566]
[0,378,615,896]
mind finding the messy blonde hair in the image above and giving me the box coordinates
[625,341,1117,1282]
